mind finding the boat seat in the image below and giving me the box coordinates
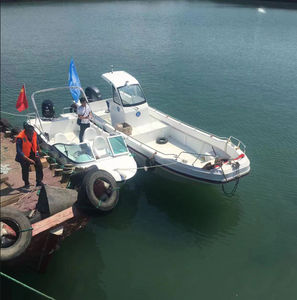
[54,132,68,144]
[83,127,98,143]
[93,136,109,158]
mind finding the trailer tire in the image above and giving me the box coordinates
[81,170,119,211]
[1,207,32,261]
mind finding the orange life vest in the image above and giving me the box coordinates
[16,130,38,157]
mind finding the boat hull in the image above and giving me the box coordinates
[128,142,250,184]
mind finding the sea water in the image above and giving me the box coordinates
[1,1,297,299]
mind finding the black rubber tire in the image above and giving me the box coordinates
[11,126,21,136]
[1,207,32,261]
[0,118,13,132]
[156,137,168,144]
[82,170,119,211]
[69,165,98,189]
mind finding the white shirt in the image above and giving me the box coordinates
[77,104,91,124]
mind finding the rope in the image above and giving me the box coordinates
[220,161,240,197]
[19,227,33,233]
[114,160,180,172]
[1,272,56,300]
[0,111,28,117]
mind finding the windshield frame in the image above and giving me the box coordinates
[54,142,96,164]
[117,84,146,107]
[107,135,129,157]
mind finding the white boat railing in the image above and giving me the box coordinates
[31,86,87,136]
[26,112,36,121]
[227,136,246,153]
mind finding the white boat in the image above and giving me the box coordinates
[27,86,137,183]
[88,71,250,184]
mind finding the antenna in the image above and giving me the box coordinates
[111,65,114,73]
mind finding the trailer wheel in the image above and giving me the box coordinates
[1,207,32,261]
[81,170,119,211]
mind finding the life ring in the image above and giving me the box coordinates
[156,137,168,144]
[80,170,119,212]
[1,207,32,261]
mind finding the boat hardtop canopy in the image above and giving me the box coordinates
[102,71,139,89]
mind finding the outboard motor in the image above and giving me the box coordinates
[85,87,102,102]
[41,100,55,118]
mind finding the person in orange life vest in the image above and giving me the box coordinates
[15,123,43,188]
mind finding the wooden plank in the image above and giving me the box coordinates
[32,207,75,237]
[0,176,9,184]
[0,194,21,207]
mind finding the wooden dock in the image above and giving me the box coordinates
[0,131,89,272]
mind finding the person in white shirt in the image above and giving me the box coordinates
[77,98,92,142]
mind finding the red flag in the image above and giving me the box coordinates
[16,85,28,112]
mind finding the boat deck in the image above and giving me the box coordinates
[92,109,215,168]
[146,137,213,167]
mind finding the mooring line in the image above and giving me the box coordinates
[0,110,28,117]
[0,272,55,300]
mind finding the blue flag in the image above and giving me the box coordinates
[68,59,81,102]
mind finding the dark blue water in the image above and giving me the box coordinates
[1,1,297,299]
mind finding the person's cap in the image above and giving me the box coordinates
[23,122,34,132]
[80,97,87,103]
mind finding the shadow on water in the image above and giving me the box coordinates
[135,170,242,241]
[89,176,140,230]
[1,228,107,300]
[87,169,243,247]
[2,0,297,10]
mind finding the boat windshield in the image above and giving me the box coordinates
[108,136,129,156]
[118,84,146,107]
[54,143,95,163]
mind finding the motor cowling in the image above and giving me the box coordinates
[85,87,102,102]
[41,100,55,118]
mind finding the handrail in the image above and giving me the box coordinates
[227,136,246,153]
[31,86,88,136]
[26,112,36,121]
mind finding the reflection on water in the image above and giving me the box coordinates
[1,228,107,300]
[89,170,242,250]
[2,0,297,298]
[138,171,242,242]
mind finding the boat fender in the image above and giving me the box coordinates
[68,165,99,189]
[79,170,119,212]
[0,207,32,262]
[156,137,168,144]
[11,126,21,136]
[0,118,13,132]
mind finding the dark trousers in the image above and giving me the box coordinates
[79,123,90,143]
[20,156,43,185]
